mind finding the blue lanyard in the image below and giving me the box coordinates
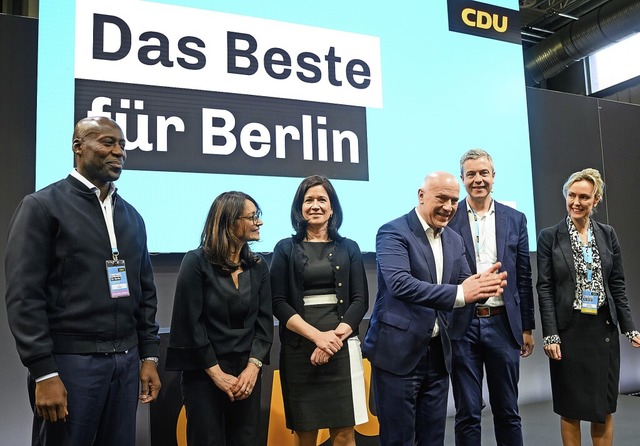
[470,208,481,262]
[581,227,593,282]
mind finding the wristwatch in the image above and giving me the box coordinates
[248,357,263,369]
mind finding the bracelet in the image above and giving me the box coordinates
[142,356,159,366]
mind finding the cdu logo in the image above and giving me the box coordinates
[447,0,521,44]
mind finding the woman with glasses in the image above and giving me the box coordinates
[166,191,272,445]
[271,176,369,446]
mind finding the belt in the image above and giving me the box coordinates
[303,294,338,306]
[475,305,506,318]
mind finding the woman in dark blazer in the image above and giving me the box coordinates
[271,175,369,446]
[537,168,640,446]
[166,191,272,446]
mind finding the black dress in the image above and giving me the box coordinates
[279,242,368,431]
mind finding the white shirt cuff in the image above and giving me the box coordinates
[35,372,59,383]
[454,285,465,308]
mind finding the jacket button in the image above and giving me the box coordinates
[606,320,610,325]
[605,338,610,343]
[339,300,344,304]
[336,265,340,270]
[337,283,343,287]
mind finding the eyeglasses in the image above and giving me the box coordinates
[237,213,262,225]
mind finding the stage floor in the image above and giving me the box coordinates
[444,394,640,445]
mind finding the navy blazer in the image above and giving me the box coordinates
[536,218,636,337]
[362,210,471,375]
[448,200,535,345]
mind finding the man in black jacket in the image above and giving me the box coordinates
[5,116,161,445]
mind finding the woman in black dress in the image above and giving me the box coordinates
[271,176,369,446]
[537,168,640,445]
[166,191,273,445]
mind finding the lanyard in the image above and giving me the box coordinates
[470,207,482,262]
[100,194,120,261]
[581,227,593,283]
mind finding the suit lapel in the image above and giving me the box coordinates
[592,221,612,277]
[557,221,577,285]
[495,203,507,263]
[407,211,437,283]
[456,201,477,274]
[441,230,454,284]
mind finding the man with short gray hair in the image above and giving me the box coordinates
[448,149,535,446]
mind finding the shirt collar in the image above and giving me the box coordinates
[70,169,116,201]
[466,198,495,217]
[414,207,442,238]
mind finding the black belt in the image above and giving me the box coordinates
[475,306,505,318]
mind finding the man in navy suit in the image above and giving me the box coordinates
[362,171,508,446]
[448,149,535,446]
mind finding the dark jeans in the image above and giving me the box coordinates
[30,347,140,446]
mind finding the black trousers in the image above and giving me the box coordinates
[181,355,262,446]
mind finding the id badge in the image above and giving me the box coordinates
[581,290,598,315]
[106,259,130,298]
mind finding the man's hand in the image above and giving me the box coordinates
[521,330,535,358]
[461,261,507,304]
[35,376,68,422]
[139,361,161,404]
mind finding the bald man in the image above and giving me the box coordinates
[362,172,507,446]
[5,117,161,446]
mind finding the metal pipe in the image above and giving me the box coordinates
[523,0,640,84]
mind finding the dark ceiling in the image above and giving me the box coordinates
[519,0,613,49]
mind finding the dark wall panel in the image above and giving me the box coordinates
[0,14,38,446]
[526,87,640,393]
[526,88,605,234]
[598,99,640,391]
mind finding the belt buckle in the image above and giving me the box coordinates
[476,307,491,318]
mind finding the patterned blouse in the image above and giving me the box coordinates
[567,216,606,310]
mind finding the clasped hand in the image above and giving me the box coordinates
[462,261,507,304]
[207,364,258,402]
[311,323,354,366]
[313,329,343,355]
[309,329,344,366]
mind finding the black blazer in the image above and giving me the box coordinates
[536,218,636,337]
[165,248,273,371]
